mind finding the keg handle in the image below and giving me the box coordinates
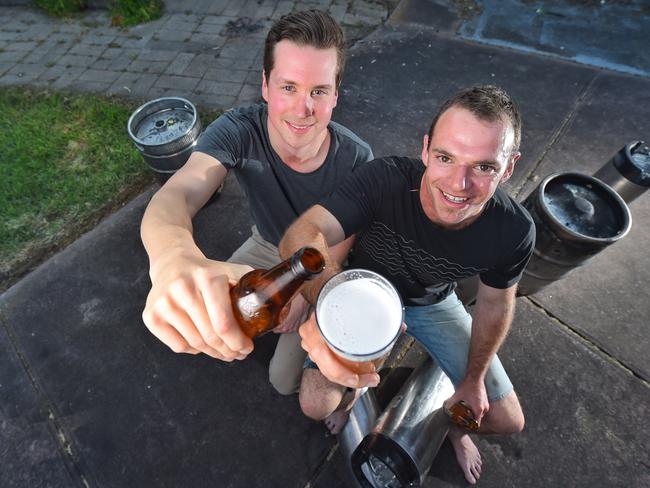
[443,400,480,431]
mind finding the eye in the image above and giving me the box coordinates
[437,154,452,164]
[281,85,296,93]
[311,89,327,96]
[477,164,496,174]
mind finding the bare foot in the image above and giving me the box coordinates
[448,427,482,484]
[324,387,368,435]
[324,409,351,434]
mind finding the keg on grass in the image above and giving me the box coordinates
[127,97,202,183]
[593,141,650,203]
[351,358,454,487]
[518,172,632,296]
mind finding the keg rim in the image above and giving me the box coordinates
[127,96,199,149]
[537,172,632,244]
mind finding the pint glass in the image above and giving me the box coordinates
[315,269,403,375]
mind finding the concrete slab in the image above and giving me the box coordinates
[0,324,79,488]
[0,177,334,487]
[514,72,650,381]
[458,0,650,77]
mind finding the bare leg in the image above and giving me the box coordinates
[448,391,524,484]
[299,369,364,434]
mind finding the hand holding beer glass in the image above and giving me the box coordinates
[314,269,404,376]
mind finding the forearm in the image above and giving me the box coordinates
[141,189,205,279]
[279,206,345,304]
[464,288,516,383]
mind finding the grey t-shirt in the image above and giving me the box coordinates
[194,104,374,245]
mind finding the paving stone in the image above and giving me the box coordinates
[67,79,112,94]
[69,43,106,57]
[58,53,96,68]
[14,24,54,42]
[238,0,276,19]
[328,3,348,24]
[109,71,158,98]
[196,78,241,97]
[0,62,46,85]
[50,66,86,89]
[237,82,262,105]
[0,61,15,77]
[78,68,120,83]
[38,64,68,83]
[20,41,68,65]
[205,0,232,15]
[182,52,215,77]
[222,0,245,17]
[203,67,248,84]
[152,28,194,43]
[192,91,236,111]
[119,35,151,49]
[4,40,37,51]
[81,33,117,46]
[136,48,176,62]
[163,18,200,33]
[218,40,260,61]
[201,14,233,25]
[0,50,27,63]
[165,52,195,75]
[271,0,294,19]
[153,74,200,91]
[127,59,169,75]
[186,33,227,50]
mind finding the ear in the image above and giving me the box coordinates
[501,151,520,183]
[421,134,430,166]
[332,88,338,109]
[262,70,269,102]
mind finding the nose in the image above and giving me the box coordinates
[450,165,470,192]
[295,93,314,118]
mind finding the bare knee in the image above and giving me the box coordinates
[299,369,345,420]
[485,391,525,434]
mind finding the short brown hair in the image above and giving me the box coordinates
[263,10,346,88]
[428,85,522,156]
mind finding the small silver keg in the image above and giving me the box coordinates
[127,97,202,183]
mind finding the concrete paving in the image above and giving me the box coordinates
[1,0,649,487]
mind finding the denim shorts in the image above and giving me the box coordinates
[404,293,513,402]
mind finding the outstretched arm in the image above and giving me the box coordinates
[141,152,254,362]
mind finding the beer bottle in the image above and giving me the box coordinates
[230,247,325,338]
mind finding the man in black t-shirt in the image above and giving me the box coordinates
[280,86,535,485]
[140,11,372,395]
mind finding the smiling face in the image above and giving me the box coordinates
[262,40,339,163]
[420,106,520,229]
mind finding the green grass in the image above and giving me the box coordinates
[0,87,152,284]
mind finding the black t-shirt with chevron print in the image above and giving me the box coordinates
[320,157,535,306]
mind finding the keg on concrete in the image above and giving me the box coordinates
[127,97,202,183]
[518,172,632,296]
[593,141,650,203]
[350,358,454,487]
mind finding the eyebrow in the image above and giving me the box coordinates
[431,147,501,168]
[277,78,333,90]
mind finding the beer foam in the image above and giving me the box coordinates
[317,278,402,357]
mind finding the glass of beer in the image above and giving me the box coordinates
[315,269,404,375]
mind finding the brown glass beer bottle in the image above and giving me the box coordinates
[230,247,325,338]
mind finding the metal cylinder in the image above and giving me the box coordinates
[127,97,202,183]
[518,172,632,296]
[338,389,381,471]
[350,358,454,487]
[593,141,650,203]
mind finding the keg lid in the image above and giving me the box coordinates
[540,173,631,241]
[127,97,198,148]
[613,141,650,187]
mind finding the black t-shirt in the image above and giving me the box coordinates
[194,104,374,246]
[321,157,535,306]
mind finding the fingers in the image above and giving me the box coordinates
[198,271,253,355]
[299,315,380,389]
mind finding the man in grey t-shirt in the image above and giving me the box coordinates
[140,10,373,395]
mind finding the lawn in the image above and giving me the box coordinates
[0,87,154,290]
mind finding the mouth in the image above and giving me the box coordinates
[441,190,469,205]
[285,121,314,133]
